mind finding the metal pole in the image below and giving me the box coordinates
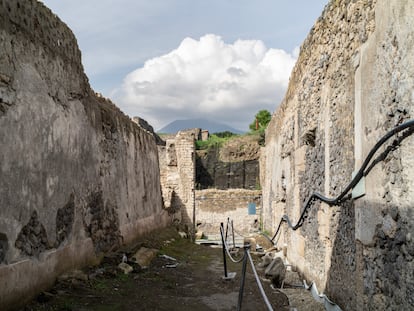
[220,222,228,278]
[231,220,235,249]
[225,217,229,241]
[237,244,250,311]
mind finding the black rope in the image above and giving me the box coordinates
[269,119,414,241]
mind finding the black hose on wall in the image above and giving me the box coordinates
[270,119,414,242]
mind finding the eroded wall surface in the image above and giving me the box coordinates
[0,1,168,309]
[262,0,414,310]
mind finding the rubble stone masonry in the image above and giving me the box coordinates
[262,0,414,310]
[195,189,261,236]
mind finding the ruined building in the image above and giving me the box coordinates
[1,0,414,310]
[158,131,261,237]
[0,1,170,308]
[261,0,414,310]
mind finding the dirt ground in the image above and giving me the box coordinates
[21,227,320,311]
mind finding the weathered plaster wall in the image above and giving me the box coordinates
[262,0,414,310]
[0,1,168,309]
[195,189,261,236]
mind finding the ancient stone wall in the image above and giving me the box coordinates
[159,133,261,237]
[262,0,414,310]
[0,1,169,309]
[352,1,414,309]
[196,135,260,190]
[158,130,196,233]
[195,189,261,236]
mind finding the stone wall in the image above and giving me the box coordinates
[159,133,261,237]
[0,1,169,309]
[352,1,414,309]
[262,0,414,310]
[195,189,261,236]
[196,135,261,190]
[158,130,196,233]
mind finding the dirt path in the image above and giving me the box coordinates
[21,227,320,311]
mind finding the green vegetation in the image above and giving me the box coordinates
[246,109,271,146]
[195,132,238,150]
[92,279,110,291]
[158,236,212,269]
[213,131,236,138]
[249,109,271,133]
[195,110,272,149]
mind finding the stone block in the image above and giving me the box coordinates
[291,232,305,258]
[258,252,274,269]
[264,257,286,287]
[131,247,159,268]
[118,263,133,274]
[317,205,330,243]
[294,146,307,170]
[355,202,382,246]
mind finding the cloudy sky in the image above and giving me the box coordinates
[42,0,328,131]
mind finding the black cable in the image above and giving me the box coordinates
[269,119,414,241]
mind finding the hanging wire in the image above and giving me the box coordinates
[221,220,275,310]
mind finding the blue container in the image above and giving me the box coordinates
[248,202,256,215]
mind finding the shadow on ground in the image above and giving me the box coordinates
[21,227,290,311]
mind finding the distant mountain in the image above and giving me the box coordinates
[158,118,244,134]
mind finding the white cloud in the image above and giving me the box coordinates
[116,34,297,131]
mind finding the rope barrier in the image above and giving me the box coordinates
[220,224,245,263]
[237,245,249,311]
[220,220,275,310]
[218,120,414,310]
[247,249,274,311]
[224,218,236,248]
[268,119,414,242]
[233,227,248,239]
